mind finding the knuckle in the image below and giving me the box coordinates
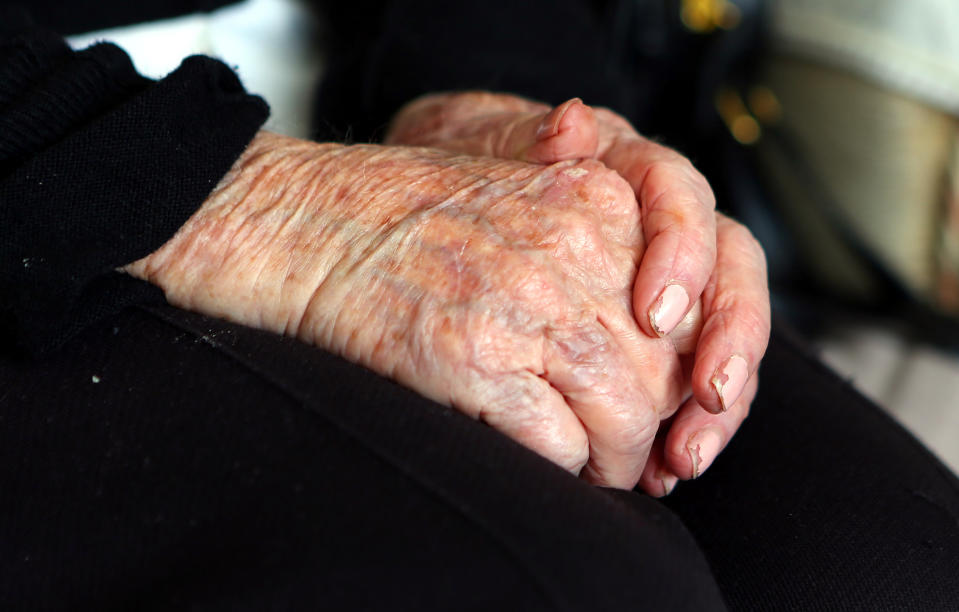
[593,107,635,133]
[716,218,770,282]
[643,159,716,214]
[554,215,606,260]
[602,407,659,454]
[548,318,612,373]
[713,297,771,345]
[644,156,686,185]
[567,160,637,216]
[673,223,718,268]
[646,204,689,235]
[556,430,591,474]
[506,263,567,317]
[487,376,591,474]
[723,219,765,257]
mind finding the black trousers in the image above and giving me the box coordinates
[2,304,959,611]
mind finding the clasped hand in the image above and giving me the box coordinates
[126,93,770,494]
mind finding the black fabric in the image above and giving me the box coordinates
[2,0,238,36]
[310,0,651,143]
[0,304,727,611]
[665,326,959,609]
[309,0,715,148]
[3,307,958,610]
[0,15,269,355]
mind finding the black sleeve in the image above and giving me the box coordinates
[0,7,269,355]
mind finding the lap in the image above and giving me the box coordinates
[666,324,959,609]
[0,304,722,611]
[4,304,957,610]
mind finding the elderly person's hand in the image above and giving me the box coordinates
[125,131,694,490]
[386,93,770,494]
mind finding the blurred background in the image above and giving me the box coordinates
[672,0,959,471]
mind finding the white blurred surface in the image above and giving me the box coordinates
[67,0,324,139]
[768,0,959,114]
[817,326,959,473]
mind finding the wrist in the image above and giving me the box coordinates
[124,130,351,335]
[123,131,470,342]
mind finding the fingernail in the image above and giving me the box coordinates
[536,98,582,141]
[648,283,689,336]
[660,472,679,496]
[687,428,723,479]
[711,355,748,412]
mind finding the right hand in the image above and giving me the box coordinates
[125,131,688,489]
[386,93,771,493]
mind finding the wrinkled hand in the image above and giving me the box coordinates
[387,92,770,494]
[126,131,690,489]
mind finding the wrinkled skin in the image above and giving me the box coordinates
[127,91,772,495]
[386,92,771,493]
[127,133,688,489]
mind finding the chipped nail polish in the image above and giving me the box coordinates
[661,473,679,496]
[687,429,723,479]
[648,283,689,336]
[711,355,749,411]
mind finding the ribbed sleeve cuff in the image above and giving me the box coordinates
[1,26,269,355]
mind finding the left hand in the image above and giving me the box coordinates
[386,92,771,495]
[127,132,695,490]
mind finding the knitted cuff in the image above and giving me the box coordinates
[1,23,269,355]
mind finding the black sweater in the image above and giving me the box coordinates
[0,4,269,355]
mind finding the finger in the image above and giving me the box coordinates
[690,214,771,414]
[542,320,663,489]
[600,139,717,338]
[636,434,681,497]
[663,374,758,480]
[387,96,598,163]
[385,92,546,146]
[465,369,591,475]
[461,97,598,163]
[516,98,599,163]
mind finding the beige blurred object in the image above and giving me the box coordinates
[941,143,959,310]
[754,0,959,313]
